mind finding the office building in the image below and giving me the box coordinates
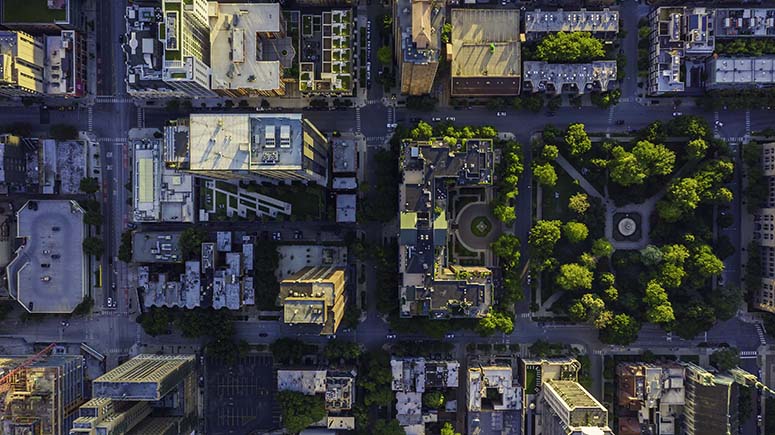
[524,9,619,41]
[44,30,87,97]
[71,354,198,435]
[132,135,194,223]
[616,363,685,435]
[277,369,356,431]
[1,0,81,34]
[647,7,715,95]
[0,133,31,194]
[209,2,289,97]
[450,9,520,96]
[522,61,617,94]
[683,364,738,435]
[279,266,346,335]
[541,380,613,435]
[299,10,354,95]
[7,200,86,314]
[161,0,214,97]
[0,31,45,97]
[754,142,775,313]
[0,354,85,435]
[186,113,329,186]
[394,0,443,95]
[706,56,775,88]
[467,365,521,435]
[398,139,495,319]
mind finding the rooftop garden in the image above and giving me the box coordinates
[3,0,67,23]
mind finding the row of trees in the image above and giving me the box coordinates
[492,140,524,224]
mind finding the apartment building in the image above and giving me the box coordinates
[161,0,214,97]
[706,56,775,88]
[71,354,198,435]
[394,0,443,95]
[209,2,288,97]
[754,142,775,313]
[524,9,619,41]
[522,61,617,94]
[299,10,354,95]
[186,113,329,185]
[616,363,685,435]
[0,31,45,97]
[0,354,85,435]
[279,266,346,335]
[683,364,739,435]
[45,30,87,97]
[398,139,494,319]
[541,380,613,435]
[449,9,520,96]
[467,365,521,435]
[391,357,459,434]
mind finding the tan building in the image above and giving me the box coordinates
[208,2,289,97]
[541,380,613,435]
[279,266,346,335]
[449,9,520,96]
[0,31,45,97]
[394,0,443,95]
[754,142,775,313]
[71,354,198,435]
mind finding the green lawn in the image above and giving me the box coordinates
[525,368,538,394]
[244,183,324,220]
[215,191,228,211]
[3,0,66,23]
[541,167,583,222]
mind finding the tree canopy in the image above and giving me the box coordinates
[533,162,558,187]
[377,46,392,65]
[529,220,562,259]
[476,310,515,336]
[535,32,605,63]
[556,263,593,291]
[562,221,589,243]
[423,391,445,409]
[600,313,640,345]
[179,227,207,260]
[79,177,99,194]
[82,237,104,258]
[710,347,740,371]
[276,391,326,434]
[568,193,590,215]
[565,124,592,156]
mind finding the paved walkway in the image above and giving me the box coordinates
[455,202,501,251]
[555,155,604,199]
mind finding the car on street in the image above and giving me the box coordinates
[387,123,398,129]
[445,333,455,339]
[672,112,682,117]
[107,297,113,307]
[293,230,303,240]
[496,112,507,117]
[272,231,282,240]
[446,116,456,121]
[432,117,441,122]
[386,333,397,339]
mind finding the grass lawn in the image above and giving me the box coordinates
[199,185,213,211]
[3,0,66,22]
[541,167,583,222]
[525,368,538,394]
[470,216,493,237]
[215,191,228,212]
[244,183,324,220]
[216,181,238,194]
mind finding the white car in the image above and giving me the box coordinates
[386,123,398,129]
[497,112,507,117]
[672,112,682,117]
[446,116,456,121]
[432,117,441,122]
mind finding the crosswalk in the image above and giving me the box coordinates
[519,313,531,318]
[87,106,94,132]
[745,109,751,136]
[387,106,395,126]
[713,111,720,136]
[740,350,758,359]
[607,106,615,125]
[137,107,145,128]
[355,106,362,133]
[365,99,382,105]
[756,323,767,345]
[365,136,386,142]
[95,96,133,104]
[97,138,127,143]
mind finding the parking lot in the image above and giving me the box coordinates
[205,353,278,434]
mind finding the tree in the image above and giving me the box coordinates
[542,144,559,161]
[79,177,99,194]
[410,121,433,140]
[565,124,591,156]
[687,138,708,159]
[591,238,613,257]
[72,296,94,316]
[643,280,674,324]
[179,227,206,260]
[563,221,588,243]
[529,220,562,258]
[377,46,392,65]
[324,339,362,361]
[270,338,311,364]
[441,23,453,43]
[423,391,445,409]
[710,285,743,321]
[276,391,326,434]
[667,177,701,210]
[639,245,663,266]
[710,347,740,371]
[600,313,640,345]
[491,234,521,269]
[476,310,514,336]
[658,244,689,288]
[138,307,171,336]
[535,32,605,63]
[359,351,393,407]
[568,193,590,215]
[118,230,133,263]
[609,146,645,186]
[82,237,103,257]
[374,420,406,435]
[441,422,460,435]
[533,162,558,186]
[492,203,515,225]
[556,263,593,291]
[692,244,724,277]
[632,140,675,176]
[572,293,612,329]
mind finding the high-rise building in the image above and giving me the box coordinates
[394,0,443,95]
[186,113,329,185]
[541,380,614,435]
[0,354,85,435]
[161,0,214,97]
[209,2,289,97]
[0,31,45,97]
[45,30,88,97]
[70,354,198,435]
[754,142,775,313]
[683,364,738,435]
[279,266,346,335]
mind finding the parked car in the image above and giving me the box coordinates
[446,116,456,121]
[432,117,441,122]
[496,112,507,117]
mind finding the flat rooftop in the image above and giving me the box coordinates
[124,2,165,88]
[132,231,183,263]
[7,200,85,313]
[450,9,520,95]
[209,3,283,92]
[2,0,69,24]
[523,61,617,93]
[524,8,619,35]
[188,113,304,172]
[708,56,775,85]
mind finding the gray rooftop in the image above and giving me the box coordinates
[707,56,775,86]
[524,8,619,35]
[7,200,85,313]
[523,61,617,94]
[132,231,182,263]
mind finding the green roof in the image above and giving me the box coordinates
[400,212,418,230]
[3,0,67,23]
[433,210,448,230]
